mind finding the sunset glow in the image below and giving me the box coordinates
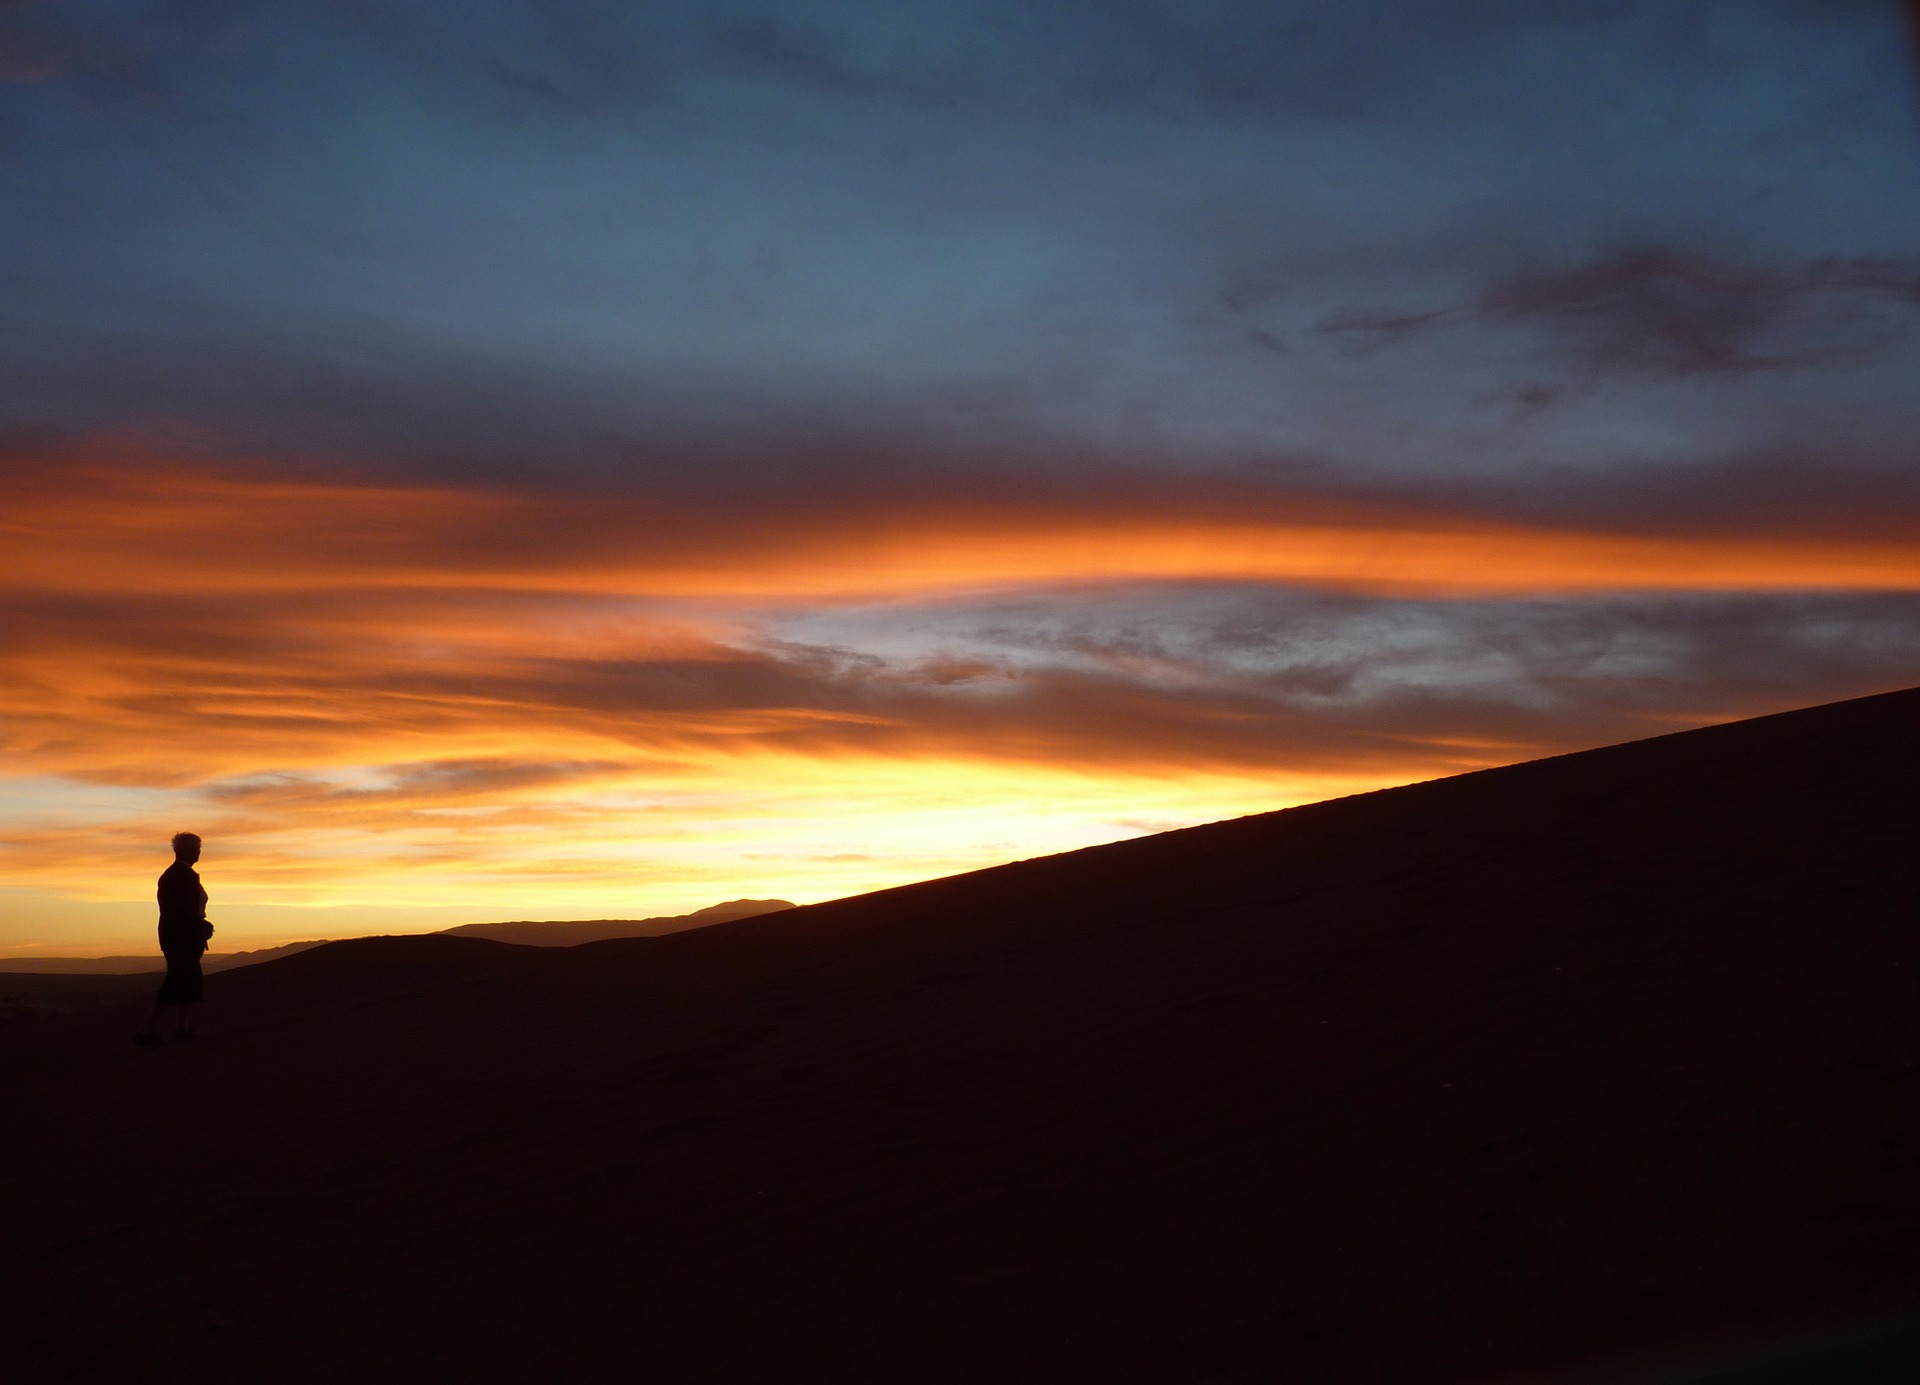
[5,452,1916,954]
[4,2,1918,954]
[9,458,1920,601]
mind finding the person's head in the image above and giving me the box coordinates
[171,832,202,864]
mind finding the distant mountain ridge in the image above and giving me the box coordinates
[438,898,796,946]
[3,900,797,975]
[0,940,328,975]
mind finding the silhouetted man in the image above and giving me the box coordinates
[136,833,212,1045]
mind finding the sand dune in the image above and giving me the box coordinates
[3,688,1915,1381]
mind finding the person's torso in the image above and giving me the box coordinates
[157,863,207,951]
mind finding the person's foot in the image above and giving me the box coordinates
[134,1032,164,1046]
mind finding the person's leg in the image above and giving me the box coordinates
[172,1002,196,1038]
[136,1001,168,1043]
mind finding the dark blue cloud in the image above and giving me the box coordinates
[1321,248,1920,377]
[2,0,1917,511]
[763,583,1920,766]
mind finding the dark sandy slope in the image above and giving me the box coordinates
[4,689,1916,1383]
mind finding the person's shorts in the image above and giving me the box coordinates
[155,951,204,1005]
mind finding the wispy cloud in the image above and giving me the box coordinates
[2,449,1914,949]
[6,450,1918,605]
[1320,247,1920,377]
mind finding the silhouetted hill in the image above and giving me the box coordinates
[440,897,795,945]
[2,688,1915,1382]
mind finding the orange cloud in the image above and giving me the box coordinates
[3,446,1915,953]
[7,448,1920,602]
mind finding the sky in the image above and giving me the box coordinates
[3,0,1919,954]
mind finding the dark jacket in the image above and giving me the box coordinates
[157,861,211,956]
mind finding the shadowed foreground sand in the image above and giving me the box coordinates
[4,689,1916,1382]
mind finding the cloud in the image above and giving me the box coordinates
[776,582,1920,758]
[4,450,1919,624]
[0,1,63,84]
[0,0,255,92]
[3,455,1914,944]
[1484,250,1920,376]
[7,1,1916,489]
[705,15,894,99]
[2,454,1914,796]
[0,50,55,85]
[205,758,635,812]
[1319,247,1920,377]
[4,3,1919,944]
